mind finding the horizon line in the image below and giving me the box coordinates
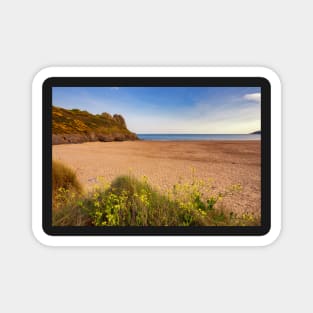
[136,132,261,135]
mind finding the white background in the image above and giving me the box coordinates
[0,0,311,312]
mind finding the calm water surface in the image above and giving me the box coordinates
[137,134,261,141]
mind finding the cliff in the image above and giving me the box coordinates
[52,106,138,144]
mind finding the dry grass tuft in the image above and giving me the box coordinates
[52,160,82,197]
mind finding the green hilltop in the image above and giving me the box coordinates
[52,106,138,144]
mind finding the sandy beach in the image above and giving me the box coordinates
[53,140,261,215]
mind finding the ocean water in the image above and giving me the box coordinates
[137,134,261,141]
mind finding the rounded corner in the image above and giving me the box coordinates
[256,66,282,88]
[31,224,54,247]
[32,67,58,90]
[259,223,282,247]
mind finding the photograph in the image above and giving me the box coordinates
[52,86,261,227]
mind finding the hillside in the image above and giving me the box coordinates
[52,106,138,144]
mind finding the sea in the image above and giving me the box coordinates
[137,134,261,141]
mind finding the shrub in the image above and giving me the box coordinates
[52,160,82,195]
[52,173,260,227]
[52,160,82,213]
[52,187,92,226]
[52,160,88,226]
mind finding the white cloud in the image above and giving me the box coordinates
[243,93,261,102]
[110,87,119,91]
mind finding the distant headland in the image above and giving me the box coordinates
[52,106,138,144]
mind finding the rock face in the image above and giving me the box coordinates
[52,132,138,144]
[112,114,127,128]
[52,106,138,145]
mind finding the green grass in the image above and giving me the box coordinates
[52,166,260,227]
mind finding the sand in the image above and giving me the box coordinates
[53,141,261,215]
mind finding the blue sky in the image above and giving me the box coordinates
[52,86,261,134]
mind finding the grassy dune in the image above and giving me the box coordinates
[52,161,260,227]
[52,160,82,196]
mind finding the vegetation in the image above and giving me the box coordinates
[52,162,260,227]
[53,106,128,134]
[52,106,138,143]
[52,160,82,205]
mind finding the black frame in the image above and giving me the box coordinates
[43,77,271,236]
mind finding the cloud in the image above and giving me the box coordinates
[243,93,261,102]
[110,87,119,91]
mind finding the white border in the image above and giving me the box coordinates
[32,67,281,246]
